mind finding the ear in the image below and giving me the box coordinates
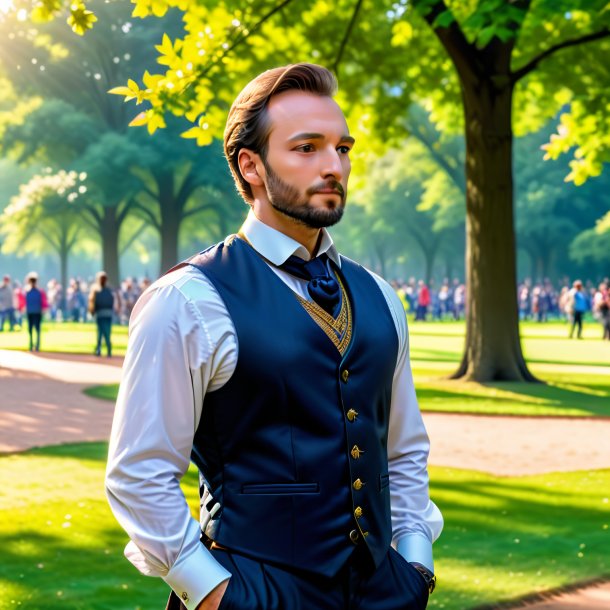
[238,149,264,187]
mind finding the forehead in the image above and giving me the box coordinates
[266,91,349,139]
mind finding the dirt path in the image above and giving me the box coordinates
[1,349,608,608]
[425,411,610,476]
[0,349,122,452]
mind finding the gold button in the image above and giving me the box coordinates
[181,592,189,602]
[349,529,360,544]
[346,409,358,422]
[354,506,363,519]
[351,445,364,459]
[363,531,369,537]
[353,478,364,491]
[341,369,349,383]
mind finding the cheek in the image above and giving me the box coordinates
[342,158,352,180]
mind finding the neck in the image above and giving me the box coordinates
[250,201,322,257]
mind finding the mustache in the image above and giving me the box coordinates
[306,180,345,197]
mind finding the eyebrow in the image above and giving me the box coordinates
[288,132,356,145]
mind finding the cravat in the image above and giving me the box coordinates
[280,253,341,317]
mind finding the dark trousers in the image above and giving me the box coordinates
[569,311,584,338]
[96,317,112,356]
[27,313,41,351]
[415,305,428,321]
[0,307,15,331]
[167,546,429,610]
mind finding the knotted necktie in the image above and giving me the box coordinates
[280,253,341,317]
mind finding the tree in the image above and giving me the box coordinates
[77,131,153,282]
[17,0,610,380]
[569,212,610,277]
[0,170,92,296]
[128,130,241,272]
[358,143,464,283]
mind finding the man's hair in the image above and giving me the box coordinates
[97,271,108,288]
[224,63,338,203]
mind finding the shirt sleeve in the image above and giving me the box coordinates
[370,275,444,573]
[105,270,236,609]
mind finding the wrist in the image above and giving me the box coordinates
[410,561,436,594]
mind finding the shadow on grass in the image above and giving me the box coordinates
[479,381,610,418]
[0,526,169,610]
[3,441,610,610]
[428,468,610,608]
[417,378,610,417]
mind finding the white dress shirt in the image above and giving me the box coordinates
[106,210,443,610]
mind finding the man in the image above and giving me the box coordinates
[0,275,15,331]
[88,271,115,357]
[24,272,46,351]
[567,279,587,339]
[106,63,442,610]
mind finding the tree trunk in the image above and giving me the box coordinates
[100,207,121,287]
[59,239,69,316]
[452,79,537,382]
[444,256,453,282]
[374,243,387,278]
[423,248,435,285]
[157,172,181,274]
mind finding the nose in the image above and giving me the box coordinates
[320,147,344,181]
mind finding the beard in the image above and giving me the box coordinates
[262,159,346,229]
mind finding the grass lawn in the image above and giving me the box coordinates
[0,322,129,357]
[83,320,610,418]
[409,320,610,418]
[84,384,120,401]
[1,443,608,610]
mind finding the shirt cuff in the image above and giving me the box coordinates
[163,543,232,610]
[395,532,435,573]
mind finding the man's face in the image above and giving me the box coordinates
[260,91,354,229]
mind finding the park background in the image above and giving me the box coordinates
[0,1,609,609]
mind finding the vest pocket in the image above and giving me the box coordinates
[379,473,390,490]
[241,482,319,495]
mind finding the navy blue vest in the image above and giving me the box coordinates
[189,236,398,577]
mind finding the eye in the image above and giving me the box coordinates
[295,143,315,152]
[337,145,352,154]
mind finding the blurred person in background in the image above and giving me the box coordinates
[567,280,588,339]
[593,282,610,340]
[0,275,15,332]
[88,271,115,357]
[24,272,47,351]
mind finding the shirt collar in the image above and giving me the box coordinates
[239,209,341,268]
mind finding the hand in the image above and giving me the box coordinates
[195,579,230,610]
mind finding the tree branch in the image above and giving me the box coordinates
[120,220,150,254]
[416,0,479,83]
[80,203,102,231]
[406,122,465,194]
[175,170,202,209]
[138,182,158,201]
[117,196,136,225]
[512,27,610,83]
[182,202,216,220]
[332,0,364,75]
[196,0,298,81]
[131,201,160,231]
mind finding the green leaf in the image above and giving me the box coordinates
[476,25,497,48]
[432,10,456,29]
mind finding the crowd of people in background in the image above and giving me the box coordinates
[390,276,610,340]
[0,273,151,329]
[0,271,153,352]
[1,271,609,342]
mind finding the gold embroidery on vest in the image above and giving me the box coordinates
[296,273,352,356]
